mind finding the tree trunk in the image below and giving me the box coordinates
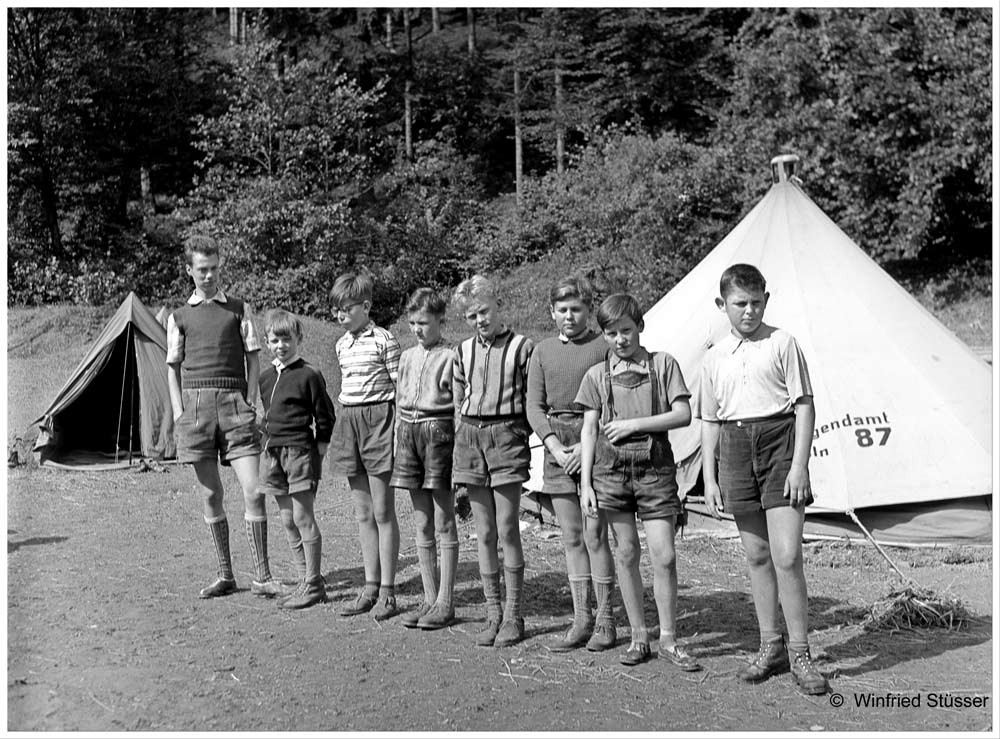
[38,150,61,254]
[514,67,523,207]
[554,56,565,175]
[431,8,441,33]
[385,10,395,51]
[403,10,413,160]
[229,7,238,45]
[466,8,476,56]
[140,166,155,216]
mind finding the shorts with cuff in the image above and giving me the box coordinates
[390,418,454,491]
[541,415,584,496]
[261,444,321,496]
[718,413,809,513]
[175,388,261,466]
[330,401,394,477]
[592,433,680,521]
[453,416,531,488]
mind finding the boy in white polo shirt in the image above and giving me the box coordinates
[699,263,829,695]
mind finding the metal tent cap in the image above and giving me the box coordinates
[770,154,800,183]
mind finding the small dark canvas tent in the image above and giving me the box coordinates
[33,292,176,469]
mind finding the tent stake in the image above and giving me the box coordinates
[847,509,918,586]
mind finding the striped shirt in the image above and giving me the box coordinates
[453,328,534,418]
[335,321,401,405]
[396,340,456,423]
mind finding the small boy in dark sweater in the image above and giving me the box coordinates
[259,309,336,609]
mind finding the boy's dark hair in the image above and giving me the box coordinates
[264,308,303,341]
[596,293,643,330]
[405,287,448,317]
[550,275,595,308]
[720,263,767,297]
[184,234,220,265]
[330,272,373,307]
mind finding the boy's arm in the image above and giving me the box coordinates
[167,363,183,422]
[579,408,600,517]
[701,420,724,519]
[384,334,402,387]
[603,396,692,442]
[784,396,815,506]
[312,371,336,457]
[245,350,260,406]
[451,345,466,419]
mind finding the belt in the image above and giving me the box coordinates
[460,414,523,428]
[722,412,795,427]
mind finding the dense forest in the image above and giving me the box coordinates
[7,7,992,323]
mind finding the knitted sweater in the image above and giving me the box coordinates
[171,297,248,390]
[259,358,336,448]
[526,329,608,441]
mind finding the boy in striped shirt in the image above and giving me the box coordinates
[329,273,403,620]
[452,275,535,647]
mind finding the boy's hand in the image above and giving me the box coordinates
[601,419,639,444]
[563,443,582,476]
[704,481,725,519]
[580,485,598,518]
[784,463,811,507]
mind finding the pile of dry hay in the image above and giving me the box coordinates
[862,586,973,632]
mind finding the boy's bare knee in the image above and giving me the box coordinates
[615,542,640,567]
[744,546,772,569]
[771,549,802,573]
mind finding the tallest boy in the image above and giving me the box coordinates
[166,235,279,599]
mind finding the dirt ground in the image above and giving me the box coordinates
[5,461,994,733]
[5,304,995,733]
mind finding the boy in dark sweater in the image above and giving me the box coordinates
[259,309,336,609]
[167,235,279,599]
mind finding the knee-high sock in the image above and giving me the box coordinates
[436,541,459,609]
[244,514,272,581]
[416,538,438,604]
[206,514,234,581]
[502,565,525,622]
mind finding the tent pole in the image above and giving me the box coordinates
[847,509,918,586]
[115,323,131,464]
[128,327,135,465]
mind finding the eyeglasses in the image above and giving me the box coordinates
[335,303,362,316]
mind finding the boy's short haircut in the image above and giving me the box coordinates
[549,275,595,308]
[264,308,303,341]
[453,274,497,310]
[184,234,220,264]
[330,272,374,307]
[406,287,448,317]
[597,293,643,330]
[720,263,767,297]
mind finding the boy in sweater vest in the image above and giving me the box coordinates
[167,235,280,599]
[259,309,336,609]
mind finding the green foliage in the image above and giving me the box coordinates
[713,8,992,264]
[481,131,745,310]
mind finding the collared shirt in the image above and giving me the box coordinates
[395,339,455,423]
[272,354,301,372]
[453,328,534,418]
[165,290,260,365]
[335,321,401,405]
[575,346,690,421]
[526,329,608,441]
[696,324,812,422]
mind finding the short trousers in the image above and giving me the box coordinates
[541,415,584,496]
[390,418,454,491]
[175,388,261,465]
[329,401,394,477]
[453,416,531,488]
[592,432,680,521]
[261,444,321,496]
[718,414,809,514]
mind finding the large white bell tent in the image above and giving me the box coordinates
[32,292,176,469]
[524,155,992,546]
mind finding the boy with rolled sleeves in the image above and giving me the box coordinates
[699,263,829,695]
[392,288,459,630]
[259,309,336,609]
[577,293,701,670]
[166,234,281,599]
[452,275,534,648]
[330,272,403,620]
